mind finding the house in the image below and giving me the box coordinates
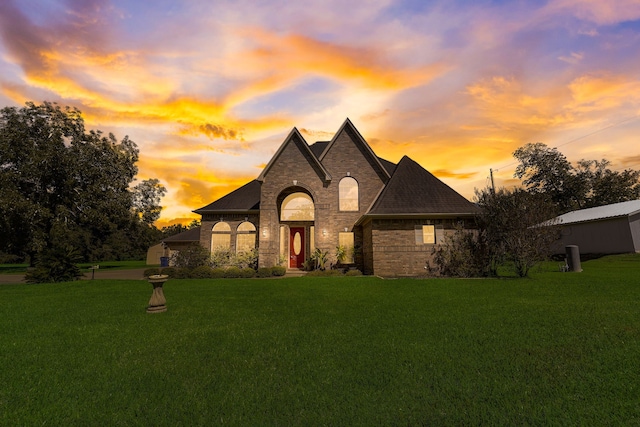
[187,119,478,276]
[146,227,201,265]
[550,200,640,255]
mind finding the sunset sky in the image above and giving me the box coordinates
[1,0,640,227]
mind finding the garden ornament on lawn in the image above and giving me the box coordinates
[147,274,169,313]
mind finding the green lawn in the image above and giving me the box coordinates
[1,255,639,425]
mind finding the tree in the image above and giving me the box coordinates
[0,101,163,264]
[132,178,167,225]
[513,143,640,213]
[428,188,558,278]
[513,143,584,212]
[475,187,559,277]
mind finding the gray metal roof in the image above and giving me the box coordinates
[555,200,640,225]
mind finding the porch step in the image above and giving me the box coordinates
[284,269,308,278]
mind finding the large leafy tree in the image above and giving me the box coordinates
[0,101,160,263]
[514,143,640,213]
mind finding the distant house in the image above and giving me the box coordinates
[146,227,201,265]
[178,119,478,276]
[550,200,640,255]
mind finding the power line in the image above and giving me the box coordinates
[490,114,640,175]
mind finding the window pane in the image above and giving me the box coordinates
[212,221,231,251]
[281,193,314,221]
[212,233,230,250]
[422,225,435,244]
[237,221,256,232]
[236,234,255,253]
[339,177,358,211]
[338,232,354,263]
[213,222,231,232]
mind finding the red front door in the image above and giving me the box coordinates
[289,227,305,268]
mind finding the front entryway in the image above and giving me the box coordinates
[289,227,305,268]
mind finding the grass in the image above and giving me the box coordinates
[1,255,639,425]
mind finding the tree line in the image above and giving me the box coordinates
[0,101,194,270]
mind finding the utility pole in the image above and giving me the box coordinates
[490,168,496,194]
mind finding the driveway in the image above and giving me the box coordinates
[0,268,148,285]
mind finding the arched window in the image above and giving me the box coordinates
[236,221,256,253]
[211,222,231,250]
[281,193,314,221]
[339,177,358,211]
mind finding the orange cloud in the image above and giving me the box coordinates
[568,73,640,113]
[225,28,449,106]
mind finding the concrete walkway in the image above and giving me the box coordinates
[0,268,148,285]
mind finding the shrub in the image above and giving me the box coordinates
[171,243,210,269]
[25,245,83,284]
[234,249,259,270]
[170,268,193,279]
[210,248,233,268]
[428,225,491,278]
[223,267,243,278]
[144,268,161,277]
[210,268,226,279]
[191,265,215,278]
[271,266,286,276]
[160,267,177,277]
[241,268,256,278]
[257,267,273,278]
[345,269,363,276]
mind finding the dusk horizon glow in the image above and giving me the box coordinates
[1,0,639,227]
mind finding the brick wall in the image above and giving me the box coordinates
[257,128,386,269]
[368,218,473,277]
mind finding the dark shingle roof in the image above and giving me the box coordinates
[309,141,330,158]
[378,157,397,176]
[367,156,478,215]
[193,179,261,214]
[162,227,201,243]
[309,140,396,175]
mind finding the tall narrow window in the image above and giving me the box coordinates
[236,221,256,253]
[338,232,355,263]
[281,193,314,221]
[339,177,358,211]
[415,224,436,244]
[211,222,231,251]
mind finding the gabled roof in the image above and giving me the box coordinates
[310,139,396,176]
[257,127,331,183]
[318,118,391,181]
[162,227,201,243]
[553,199,640,225]
[193,180,261,214]
[364,156,479,217]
